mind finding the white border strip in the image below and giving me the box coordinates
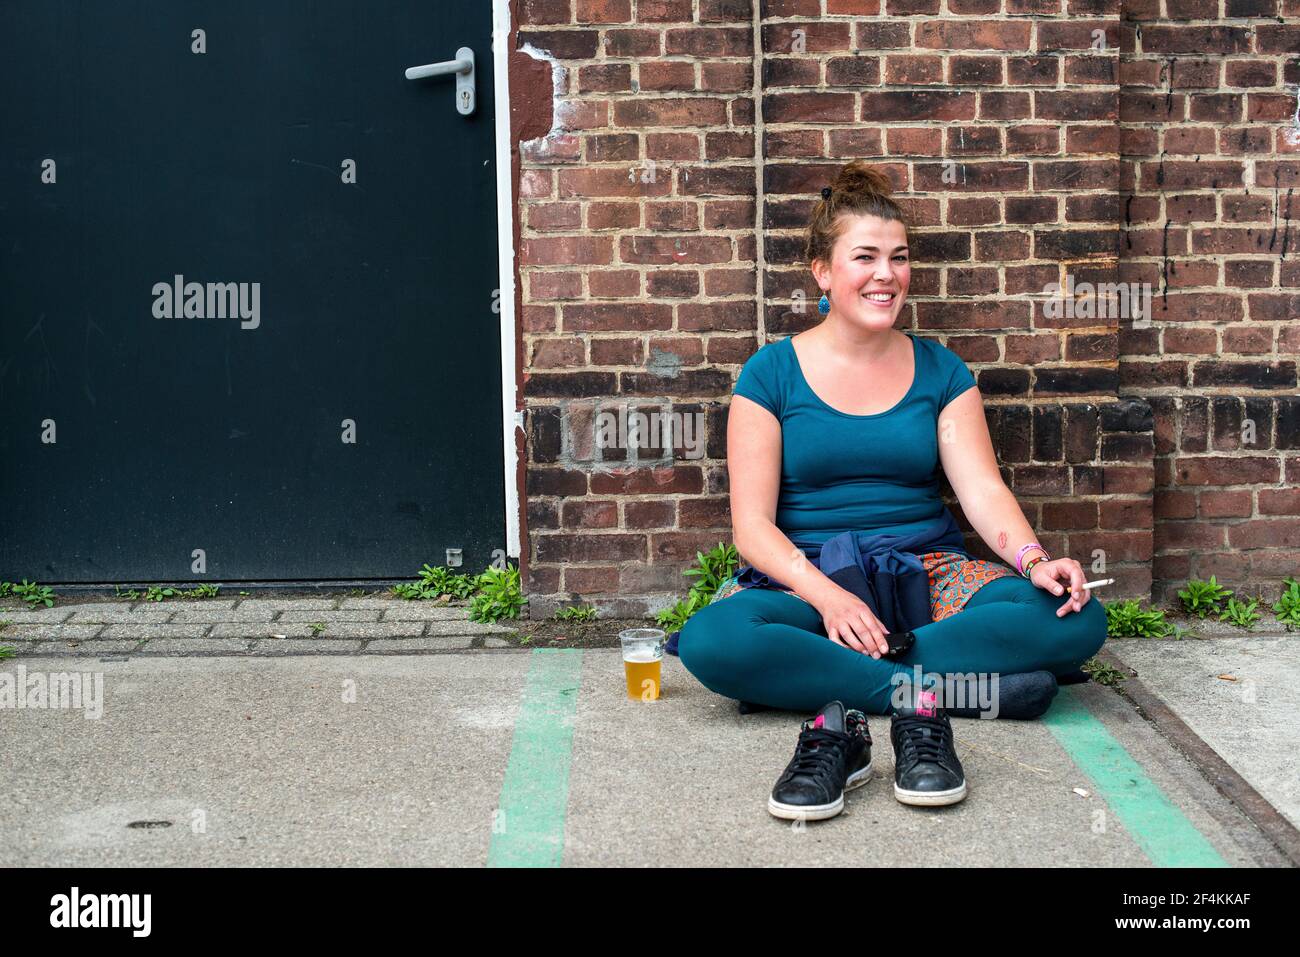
[492,0,521,559]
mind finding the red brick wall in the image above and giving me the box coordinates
[1119,4,1300,603]
[511,0,1298,618]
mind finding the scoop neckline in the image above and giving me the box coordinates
[785,332,920,420]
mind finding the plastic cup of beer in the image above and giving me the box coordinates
[620,628,665,701]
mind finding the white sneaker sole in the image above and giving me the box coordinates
[767,762,873,821]
[894,780,967,807]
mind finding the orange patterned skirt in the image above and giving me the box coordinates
[709,551,1015,622]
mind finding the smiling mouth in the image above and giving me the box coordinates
[862,292,896,303]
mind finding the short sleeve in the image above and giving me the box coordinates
[939,345,978,410]
[733,344,782,418]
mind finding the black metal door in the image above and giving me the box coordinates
[1,2,506,583]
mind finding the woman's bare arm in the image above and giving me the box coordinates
[727,395,836,604]
[936,387,1046,568]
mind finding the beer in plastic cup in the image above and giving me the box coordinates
[619,628,665,701]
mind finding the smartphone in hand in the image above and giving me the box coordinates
[879,629,916,659]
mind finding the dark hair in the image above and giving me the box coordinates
[805,160,908,271]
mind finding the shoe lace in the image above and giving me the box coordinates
[787,727,852,787]
[893,714,954,767]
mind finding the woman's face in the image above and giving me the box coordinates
[815,214,910,331]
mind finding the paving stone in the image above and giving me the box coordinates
[57,602,137,615]
[3,624,107,641]
[67,608,175,624]
[276,610,380,623]
[166,606,277,623]
[482,638,516,648]
[131,598,240,610]
[138,638,252,654]
[249,639,365,655]
[427,619,515,635]
[101,624,214,640]
[311,622,429,639]
[381,604,477,621]
[0,608,76,624]
[210,623,323,639]
[235,598,340,613]
[338,597,473,610]
[0,641,35,655]
[364,636,475,651]
[26,640,143,655]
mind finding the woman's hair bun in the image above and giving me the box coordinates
[806,160,907,269]
[826,159,895,201]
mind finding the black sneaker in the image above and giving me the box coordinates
[767,701,873,821]
[890,688,967,807]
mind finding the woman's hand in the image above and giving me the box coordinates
[814,587,891,658]
[1029,558,1090,617]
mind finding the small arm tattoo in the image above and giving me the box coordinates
[997,531,1008,549]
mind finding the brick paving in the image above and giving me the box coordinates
[0,596,518,657]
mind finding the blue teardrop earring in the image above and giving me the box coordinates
[817,292,831,315]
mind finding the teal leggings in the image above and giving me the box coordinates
[677,575,1107,716]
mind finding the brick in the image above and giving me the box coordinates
[142,638,251,654]
[1140,26,1251,55]
[665,27,752,57]
[1193,361,1297,390]
[913,20,1031,50]
[563,303,672,332]
[1159,520,1227,548]
[562,500,619,528]
[613,98,730,128]
[561,167,672,200]
[2,623,105,641]
[1069,531,1153,562]
[563,566,621,593]
[522,0,576,25]
[252,639,366,655]
[1227,520,1300,550]
[762,21,852,54]
[520,236,613,267]
[535,533,647,563]
[650,531,736,562]
[1043,501,1099,530]
[638,0,692,24]
[860,91,978,122]
[1260,488,1300,515]
[1155,489,1197,520]
[1198,490,1253,518]
[590,466,703,495]
[620,235,734,265]
[364,637,474,651]
[625,500,677,528]
[605,29,662,57]
[764,92,856,124]
[1172,456,1279,486]
[1100,465,1154,494]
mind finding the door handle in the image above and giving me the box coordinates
[405,46,476,116]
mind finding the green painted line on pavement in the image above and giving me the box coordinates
[487,648,583,868]
[1043,685,1227,868]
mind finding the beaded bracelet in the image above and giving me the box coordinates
[1022,554,1049,578]
[1015,542,1047,575]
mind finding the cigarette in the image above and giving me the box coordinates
[1080,578,1114,591]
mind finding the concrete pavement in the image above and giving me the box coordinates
[1,646,1289,867]
[1106,633,1300,831]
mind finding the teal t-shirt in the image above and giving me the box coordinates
[732,333,978,546]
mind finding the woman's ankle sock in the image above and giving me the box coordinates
[940,670,1059,720]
